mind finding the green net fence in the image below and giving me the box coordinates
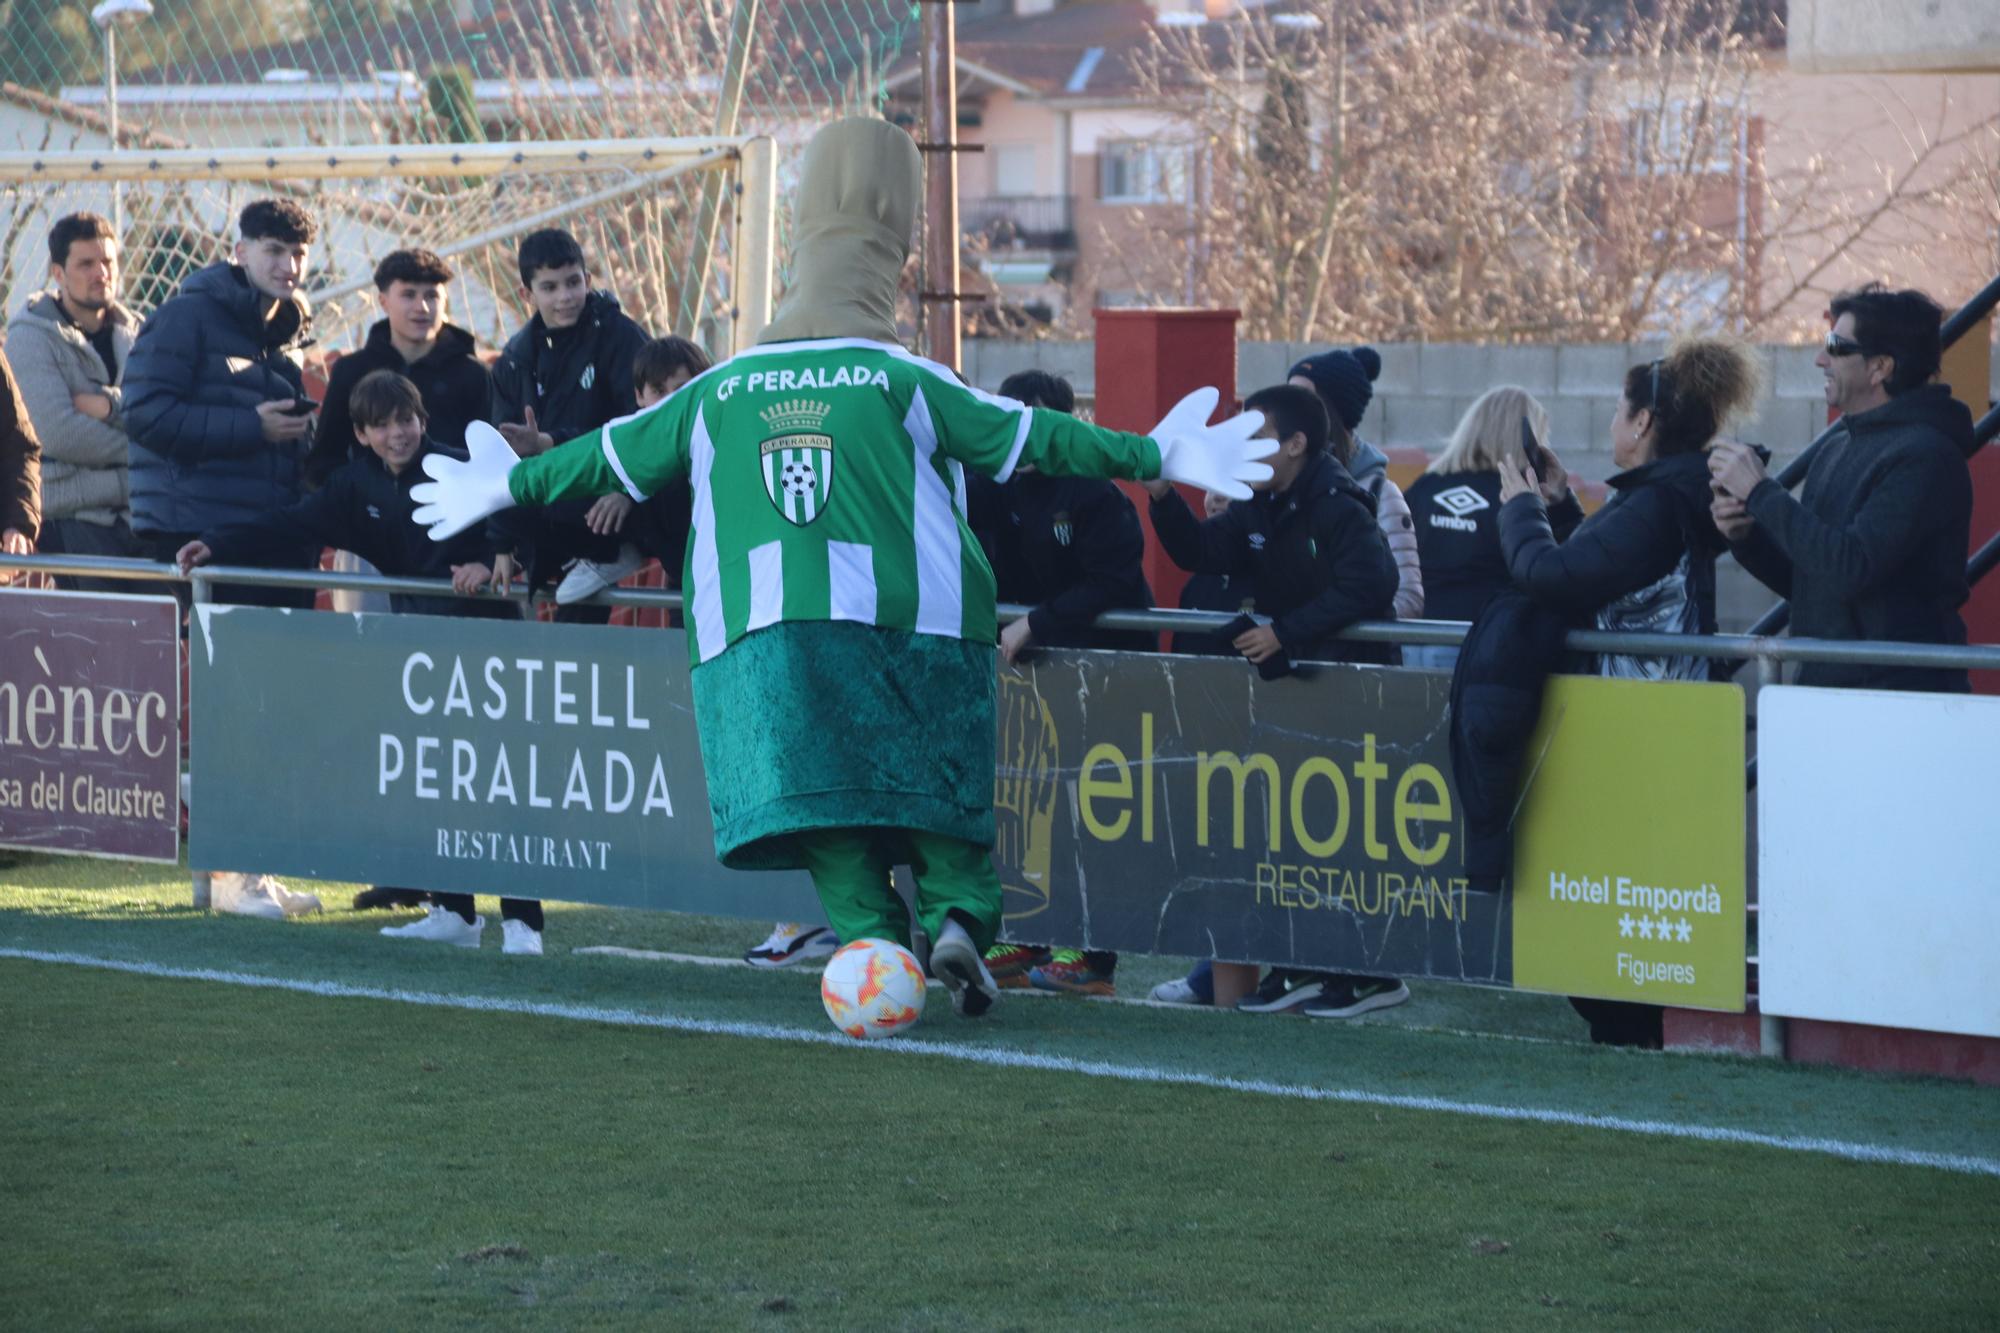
[0,0,919,346]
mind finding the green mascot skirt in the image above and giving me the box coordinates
[689,619,998,873]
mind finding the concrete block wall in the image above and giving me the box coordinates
[961,339,1858,488]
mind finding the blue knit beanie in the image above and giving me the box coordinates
[1287,346,1382,432]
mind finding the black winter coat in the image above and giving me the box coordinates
[201,438,514,619]
[1735,385,1974,693]
[1448,590,1572,884]
[1498,451,1722,680]
[123,262,313,534]
[306,321,493,488]
[969,472,1154,652]
[1150,452,1400,665]
[490,291,649,445]
[1406,469,1509,623]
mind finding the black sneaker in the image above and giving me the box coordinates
[351,887,427,912]
[1302,975,1411,1019]
[1235,969,1327,1014]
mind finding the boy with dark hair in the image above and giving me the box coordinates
[123,197,321,609]
[555,334,710,605]
[175,370,542,952]
[306,248,492,487]
[1146,383,1404,1018]
[11,210,144,589]
[970,369,1150,996]
[489,227,651,623]
[1710,283,1975,692]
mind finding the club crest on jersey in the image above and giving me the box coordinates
[760,398,835,525]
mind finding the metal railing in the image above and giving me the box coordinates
[9,553,2000,676]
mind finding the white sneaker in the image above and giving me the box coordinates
[380,906,483,947]
[928,917,1000,1018]
[502,919,544,956]
[212,871,285,920]
[1148,977,1207,1005]
[744,922,838,968]
[258,875,323,917]
[555,544,648,605]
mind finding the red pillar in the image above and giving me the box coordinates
[1092,308,1240,616]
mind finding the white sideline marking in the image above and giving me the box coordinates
[574,945,1571,1035]
[5,947,1996,1180]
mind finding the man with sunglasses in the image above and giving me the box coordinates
[1709,284,1974,692]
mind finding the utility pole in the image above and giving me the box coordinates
[919,0,963,370]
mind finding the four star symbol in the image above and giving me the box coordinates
[1636,916,1655,940]
[1675,917,1693,943]
[1618,913,1634,938]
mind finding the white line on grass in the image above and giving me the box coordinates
[7,946,1996,1180]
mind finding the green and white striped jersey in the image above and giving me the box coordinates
[507,337,1161,663]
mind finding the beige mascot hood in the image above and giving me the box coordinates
[757,116,920,347]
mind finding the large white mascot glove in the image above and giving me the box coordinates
[411,421,520,541]
[1149,387,1274,500]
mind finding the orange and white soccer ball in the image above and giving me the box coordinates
[820,938,928,1039]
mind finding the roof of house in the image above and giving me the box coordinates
[0,81,187,150]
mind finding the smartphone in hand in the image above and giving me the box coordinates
[1519,415,1550,480]
[281,397,316,417]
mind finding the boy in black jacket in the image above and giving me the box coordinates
[305,249,492,487]
[1146,384,1398,668]
[176,372,546,953]
[490,228,651,625]
[1145,384,1407,1020]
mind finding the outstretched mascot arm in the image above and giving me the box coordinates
[920,373,1273,501]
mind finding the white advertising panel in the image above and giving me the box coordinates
[1759,686,2000,1039]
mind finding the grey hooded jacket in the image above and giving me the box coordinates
[7,291,140,525]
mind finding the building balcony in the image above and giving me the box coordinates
[961,195,1077,253]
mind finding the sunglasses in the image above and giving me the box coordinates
[1823,331,1872,358]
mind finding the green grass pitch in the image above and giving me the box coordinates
[3,854,1996,1329]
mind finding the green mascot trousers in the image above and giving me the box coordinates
[793,827,1002,955]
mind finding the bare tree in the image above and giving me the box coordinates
[1106,0,1998,345]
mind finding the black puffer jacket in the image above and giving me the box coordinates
[490,291,649,445]
[969,471,1154,652]
[123,262,313,534]
[1150,451,1400,665]
[1498,451,1722,680]
[1734,385,1974,693]
[306,321,493,488]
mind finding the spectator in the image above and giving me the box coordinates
[1146,384,1403,1018]
[304,248,493,617]
[1289,347,1424,622]
[174,371,541,953]
[970,369,1151,997]
[120,199,323,921]
[0,350,43,563]
[123,198,320,611]
[1404,387,1551,670]
[490,227,650,625]
[305,249,491,486]
[555,334,710,607]
[1146,383,1398,667]
[9,212,141,591]
[1710,284,1974,693]
[1499,337,1761,681]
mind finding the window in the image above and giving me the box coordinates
[1098,140,1189,204]
[992,144,1037,198]
[1626,99,1738,177]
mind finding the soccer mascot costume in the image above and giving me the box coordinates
[412,117,1271,1017]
